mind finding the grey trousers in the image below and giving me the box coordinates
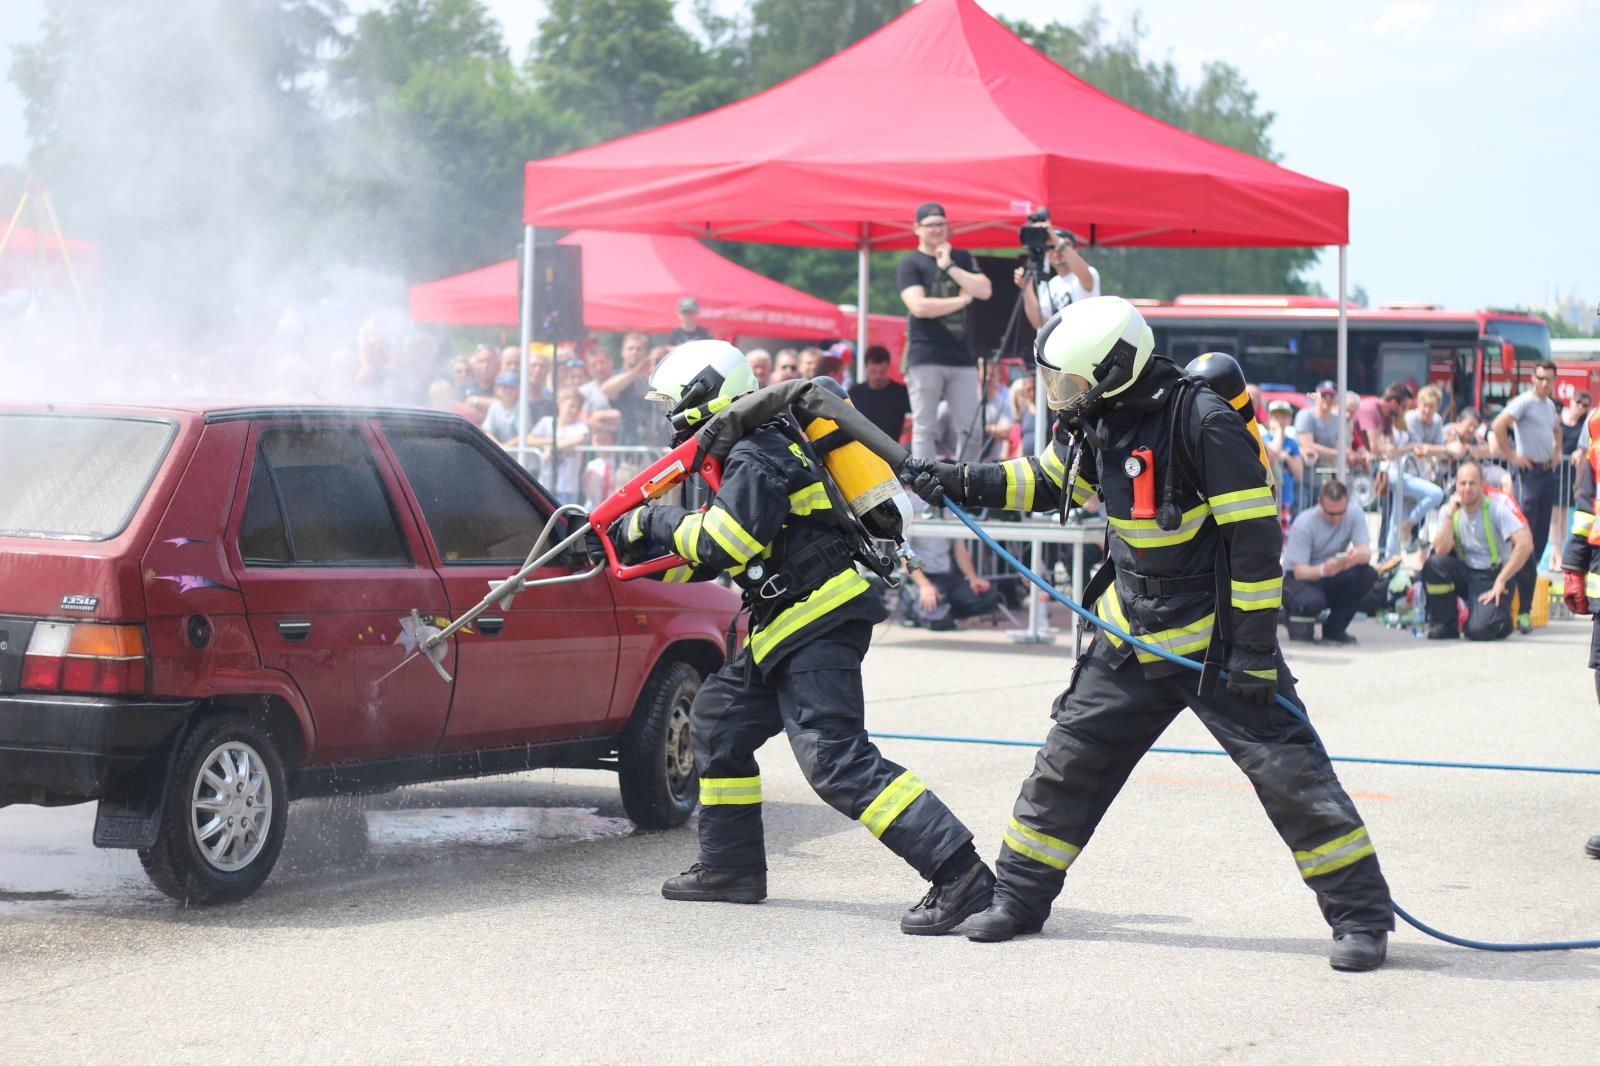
[907,363,981,461]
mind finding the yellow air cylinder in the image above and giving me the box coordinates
[802,379,912,541]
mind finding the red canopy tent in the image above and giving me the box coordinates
[519,0,1354,472]
[522,0,1345,251]
[409,229,904,351]
[0,224,103,290]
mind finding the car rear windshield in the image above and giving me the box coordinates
[0,415,175,540]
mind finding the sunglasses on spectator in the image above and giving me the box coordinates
[1320,503,1347,519]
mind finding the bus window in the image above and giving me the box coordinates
[1234,331,1305,390]
[1165,332,1236,365]
[1377,342,1429,395]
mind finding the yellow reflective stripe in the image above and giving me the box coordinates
[625,508,645,543]
[1110,502,1211,548]
[1230,575,1283,611]
[748,569,872,663]
[1208,485,1276,525]
[1588,573,1600,599]
[703,506,763,565]
[672,513,705,564]
[1573,511,1595,537]
[1095,586,1128,647]
[859,770,926,839]
[1295,826,1376,879]
[1424,581,1454,595]
[1243,668,1277,680]
[1071,477,1094,507]
[1039,440,1066,487]
[700,775,762,806]
[1001,458,1036,511]
[1131,613,1215,664]
[1001,817,1080,871]
[788,482,831,516]
[661,564,694,583]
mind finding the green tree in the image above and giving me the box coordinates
[1006,13,1319,299]
[330,0,579,280]
[527,0,739,144]
[744,0,910,91]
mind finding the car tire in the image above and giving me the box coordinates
[139,714,289,904]
[617,660,702,830]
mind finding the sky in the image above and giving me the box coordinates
[3,0,1597,314]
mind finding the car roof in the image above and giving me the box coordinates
[0,401,475,430]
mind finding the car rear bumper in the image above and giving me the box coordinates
[0,694,196,804]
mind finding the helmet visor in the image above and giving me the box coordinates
[1039,366,1087,411]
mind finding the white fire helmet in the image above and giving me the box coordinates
[647,339,758,416]
[1035,296,1155,411]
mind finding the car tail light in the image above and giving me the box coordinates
[22,623,148,696]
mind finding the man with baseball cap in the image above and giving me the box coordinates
[897,201,992,461]
[1294,380,1343,465]
[669,295,711,346]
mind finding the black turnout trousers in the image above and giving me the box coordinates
[993,641,1394,936]
[692,620,973,880]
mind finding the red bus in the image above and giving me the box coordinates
[1137,295,1588,413]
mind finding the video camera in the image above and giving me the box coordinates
[1019,207,1051,277]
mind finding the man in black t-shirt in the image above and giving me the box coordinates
[896,201,992,460]
[848,344,911,444]
[668,296,712,346]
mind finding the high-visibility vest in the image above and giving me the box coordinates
[1452,502,1501,568]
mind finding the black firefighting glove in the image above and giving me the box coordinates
[1225,645,1279,707]
[606,506,654,565]
[901,456,966,506]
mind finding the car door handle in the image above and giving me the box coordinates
[476,616,504,636]
[276,620,312,642]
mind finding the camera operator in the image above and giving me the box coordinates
[1014,226,1101,330]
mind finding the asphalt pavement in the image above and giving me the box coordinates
[5,611,1600,1064]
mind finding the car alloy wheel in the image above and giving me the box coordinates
[189,740,274,872]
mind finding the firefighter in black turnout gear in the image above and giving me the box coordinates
[903,298,1395,971]
[609,340,992,934]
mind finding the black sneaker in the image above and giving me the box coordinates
[962,902,1044,942]
[1330,930,1387,971]
[1585,835,1600,859]
[900,861,994,935]
[661,863,767,903]
[1321,629,1358,646]
[1425,625,1459,641]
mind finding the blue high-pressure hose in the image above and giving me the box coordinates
[924,500,1600,953]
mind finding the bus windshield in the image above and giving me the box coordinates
[1484,317,1552,362]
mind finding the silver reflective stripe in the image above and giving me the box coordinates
[1296,834,1372,877]
[1003,822,1079,871]
[1112,510,1207,547]
[1231,585,1281,605]
[1210,495,1273,521]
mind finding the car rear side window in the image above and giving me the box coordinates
[240,426,410,566]
[0,415,174,540]
[383,428,549,563]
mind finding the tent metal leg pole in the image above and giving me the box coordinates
[1336,244,1348,482]
[856,234,869,386]
[517,225,536,471]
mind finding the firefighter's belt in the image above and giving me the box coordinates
[1117,571,1216,599]
[747,538,854,622]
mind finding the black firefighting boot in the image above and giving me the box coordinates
[900,860,995,936]
[962,902,1044,943]
[1329,930,1388,972]
[661,863,767,904]
[1584,835,1600,859]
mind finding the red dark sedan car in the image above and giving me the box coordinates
[0,404,737,903]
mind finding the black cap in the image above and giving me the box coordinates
[915,201,947,223]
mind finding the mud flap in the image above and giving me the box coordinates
[93,734,183,849]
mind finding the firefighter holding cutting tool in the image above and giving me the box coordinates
[608,340,993,934]
[902,297,1395,971]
